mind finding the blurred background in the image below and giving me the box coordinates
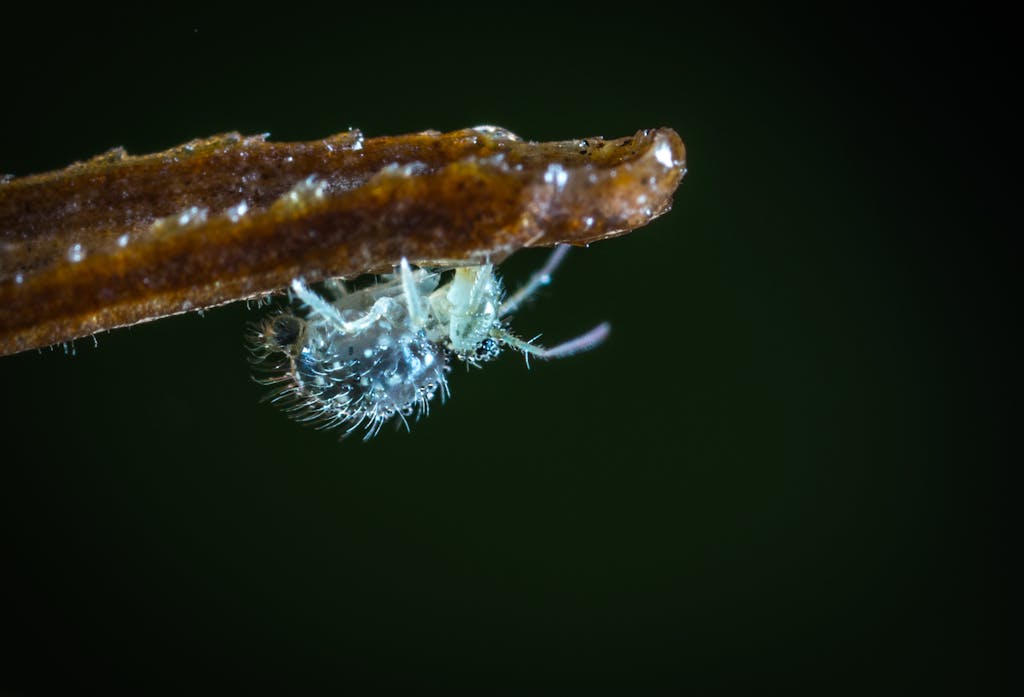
[0,7,1008,695]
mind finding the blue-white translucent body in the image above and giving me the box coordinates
[249,247,610,439]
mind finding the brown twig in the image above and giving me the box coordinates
[0,126,686,356]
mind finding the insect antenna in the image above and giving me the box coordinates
[495,321,610,362]
[499,244,571,317]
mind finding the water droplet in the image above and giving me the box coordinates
[177,206,208,227]
[227,201,249,222]
[380,162,428,177]
[273,177,327,213]
[543,163,569,189]
[480,153,507,168]
[653,135,676,168]
[93,146,127,163]
[471,125,522,141]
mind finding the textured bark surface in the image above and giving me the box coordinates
[0,126,686,356]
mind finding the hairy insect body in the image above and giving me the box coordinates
[253,283,448,437]
[250,246,610,439]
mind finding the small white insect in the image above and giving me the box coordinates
[249,245,610,439]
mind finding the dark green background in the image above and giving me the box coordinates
[0,8,1008,695]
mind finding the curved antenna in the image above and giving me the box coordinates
[496,322,610,362]
[499,244,571,317]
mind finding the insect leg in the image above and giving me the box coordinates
[400,258,428,329]
[290,279,348,326]
[291,278,382,334]
[499,244,571,317]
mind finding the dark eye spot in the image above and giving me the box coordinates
[473,338,501,362]
[271,315,303,347]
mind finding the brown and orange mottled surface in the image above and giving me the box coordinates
[0,126,686,356]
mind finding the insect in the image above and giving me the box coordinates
[248,245,610,439]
